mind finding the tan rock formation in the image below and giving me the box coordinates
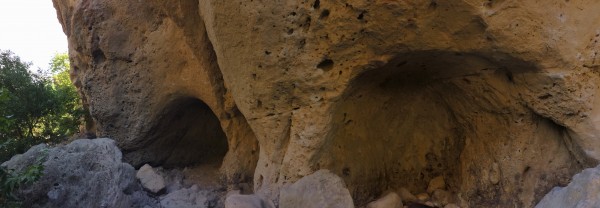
[53,0,600,207]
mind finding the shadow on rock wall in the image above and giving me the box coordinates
[322,51,585,206]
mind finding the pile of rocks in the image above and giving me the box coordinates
[221,169,353,208]
[134,163,228,208]
[0,137,462,208]
[366,176,462,208]
[0,139,232,208]
[221,170,466,208]
[7,138,596,208]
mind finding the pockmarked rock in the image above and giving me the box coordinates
[52,0,600,206]
[137,164,166,194]
[1,138,158,208]
[224,194,275,208]
[160,185,218,208]
[398,187,418,203]
[427,176,445,193]
[535,165,600,208]
[366,192,402,208]
[279,169,354,208]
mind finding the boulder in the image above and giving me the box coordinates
[416,193,430,202]
[366,192,403,208]
[431,189,453,206]
[1,138,157,208]
[224,194,274,208]
[136,164,166,194]
[160,185,220,208]
[397,187,418,203]
[279,169,354,208]
[160,168,185,194]
[427,176,445,193]
[535,165,600,208]
[444,204,460,208]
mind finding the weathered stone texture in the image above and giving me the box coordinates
[1,139,157,208]
[535,165,600,208]
[53,0,600,206]
[279,169,354,208]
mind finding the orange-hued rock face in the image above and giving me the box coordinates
[53,0,600,206]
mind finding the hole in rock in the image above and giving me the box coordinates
[313,0,320,9]
[140,97,228,169]
[322,51,582,206]
[92,49,106,64]
[317,58,334,71]
[357,11,366,20]
[320,9,330,19]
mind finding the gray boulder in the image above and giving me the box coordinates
[536,165,600,208]
[224,194,274,208]
[160,185,222,208]
[137,164,166,194]
[279,169,354,208]
[1,138,158,208]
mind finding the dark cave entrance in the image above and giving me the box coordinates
[322,51,581,206]
[139,97,228,168]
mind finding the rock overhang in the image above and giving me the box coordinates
[52,0,600,206]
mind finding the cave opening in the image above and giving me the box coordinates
[323,51,581,206]
[140,97,229,169]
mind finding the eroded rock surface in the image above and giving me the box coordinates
[160,185,220,208]
[279,169,354,208]
[2,138,237,208]
[1,138,157,208]
[224,194,275,208]
[52,0,600,207]
[366,192,402,208]
[137,164,166,194]
[535,165,600,208]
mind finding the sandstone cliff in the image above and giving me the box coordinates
[53,0,600,207]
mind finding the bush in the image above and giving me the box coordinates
[0,148,46,207]
[0,50,83,162]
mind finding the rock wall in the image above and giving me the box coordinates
[53,0,600,207]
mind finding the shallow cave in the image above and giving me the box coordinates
[322,51,583,206]
[131,97,229,169]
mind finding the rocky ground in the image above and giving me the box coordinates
[1,139,156,208]
[1,138,232,208]
[3,138,594,208]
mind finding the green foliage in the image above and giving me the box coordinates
[0,50,83,162]
[0,150,46,207]
[45,53,84,141]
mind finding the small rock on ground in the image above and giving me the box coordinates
[137,164,166,194]
[160,185,222,208]
[225,194,274,208]
[398,187,417,203]
[431,189,453,206]
[416,193,430,201]
[444,203,460,208]
[427,176,445,193]
[366,192,403,208]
